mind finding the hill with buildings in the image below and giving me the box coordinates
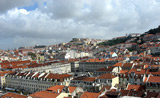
[98,25,160,46]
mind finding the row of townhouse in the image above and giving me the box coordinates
[71,61,160,93]
[70,73,119,92]
[78,58,118,72]
[119,64,160,92]
[23,62,71,74]
[4,71,73,94]
[1,85,84,98]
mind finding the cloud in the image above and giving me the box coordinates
[0,0,33,13]
[0,0,160,49]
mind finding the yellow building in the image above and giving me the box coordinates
[0,71,13,89]
[36,53,45,62]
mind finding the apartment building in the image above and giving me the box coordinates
[5,71,73,94]
[119,69,145,88]
[70,76,97,92]
[23,63,71,74]
[145,75,160,92]
[0,71,14,89]
[79,58,117,72]
[96,73,119,87]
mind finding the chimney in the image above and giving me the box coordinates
[68,87,70,93]
[57,89,60,93]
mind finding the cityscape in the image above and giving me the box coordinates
[0,0,160,98]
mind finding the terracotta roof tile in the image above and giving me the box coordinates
[113,62,123,67]
[147,75,160,83]
[0,71,14,76]
[98,73,116,79]
[68,86,77,94]
[86,58,105,62]
[0,60,36,69]
[80,92,100,98]
[30,91,59,98]
[120,70,128,74]
[47,85,65,93]
[128,68,146,75]
[1,92,27,98]
[46,73,72,80]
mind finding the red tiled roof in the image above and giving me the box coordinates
[122,63,133,67]
[151,65,160,68]
[120,70,128,74]
[30,91,59,98]
[113,62,123,67]
[128,68,146,75]
[147,75,160,83]
[0,71,14,76]
[1,92,27,98]
[0,60,35,69]
[80,92,100,98]
[46,73,72,80]
[73,76,96,82]
[86,58,105,62]
[68,86,77,94]
[47,85,65,93]
[98,73,116,79]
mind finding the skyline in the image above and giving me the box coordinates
[0,0,160,49]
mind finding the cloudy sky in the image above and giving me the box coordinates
[0,0,160,49]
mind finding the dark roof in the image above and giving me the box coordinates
[73,76,96,82]
[34,45,46,48]
[128,90,145,97]
[144,92,160,98]
[120,90,129,96]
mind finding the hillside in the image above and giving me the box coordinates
[98,36,131,46]
[99,25,160,46]
[145,25,160,35]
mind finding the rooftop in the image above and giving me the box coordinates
[30,91,60,98]
[98,73,116,79]
[80,91,100,98]
[1,92,27,98]
[73,76,96,82]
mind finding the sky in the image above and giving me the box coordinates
[0,0,160,50]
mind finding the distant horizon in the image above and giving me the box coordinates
[1,32,141,50]
[0,0,160,49]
